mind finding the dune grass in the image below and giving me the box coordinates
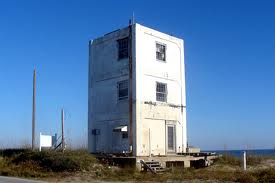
[1,149,275,183]
[0,148,97,178]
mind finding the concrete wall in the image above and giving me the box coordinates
[135,24,187,156]
[88,27,130,153]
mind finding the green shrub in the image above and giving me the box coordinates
[0,148,31,158]
[12,150,96,172]
[253,168,275,183]
[236,172,257,183]
[246,155,264,166]
[216,154,241,166]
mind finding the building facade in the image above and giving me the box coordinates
[88,23,187,156]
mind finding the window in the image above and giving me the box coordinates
[117,37,128,60]
[156,42,166,61]
[118,80,128,100]
[156,82,167,102]
[122,132,128,139]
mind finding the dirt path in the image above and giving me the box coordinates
[48,177,235,183]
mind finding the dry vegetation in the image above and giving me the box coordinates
[1,149,275,183]
[0,149,97,178]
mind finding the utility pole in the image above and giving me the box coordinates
[32,69,36,150]
[61,108,65,152]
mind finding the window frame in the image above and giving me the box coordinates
[156,82,167,102]
[117,37,129,60]
[156,42,166,62]
[117,80,129,101]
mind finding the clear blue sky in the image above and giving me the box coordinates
[0,0,274,150]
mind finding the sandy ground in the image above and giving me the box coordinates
[0,176,46,183]
[48,179,235,183]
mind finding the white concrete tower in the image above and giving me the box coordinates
[88,23,187,156]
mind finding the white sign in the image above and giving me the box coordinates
[39,132,53,151]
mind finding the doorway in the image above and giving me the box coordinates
[166,122,176,154]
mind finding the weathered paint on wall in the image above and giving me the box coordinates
[88,27,130,153]
[88,23,187,156]
[135,24,187,156]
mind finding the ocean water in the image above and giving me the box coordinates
[206,149,275,157]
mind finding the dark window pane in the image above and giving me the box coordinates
[156,82,167,102]
[119,89,128,98]
[168,126,174,150]
[118,37,129,60]
[118,80,128,100]
[156,43,166,61]
[122,133,128,139]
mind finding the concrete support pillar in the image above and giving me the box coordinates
[184,160,190,168]
[136,161,142,171]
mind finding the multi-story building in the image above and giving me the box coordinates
[88,23,187,157]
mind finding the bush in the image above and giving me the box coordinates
[236,172,257,183]
[0,148,98,178]
[0,148,31,158]
[216,154,241,166]
[12,150,96,172]
[253,168,275,183]
[247,155,264,166]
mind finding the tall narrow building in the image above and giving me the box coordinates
[88,23,187,157]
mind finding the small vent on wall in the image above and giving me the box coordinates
[92,129,100,135]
